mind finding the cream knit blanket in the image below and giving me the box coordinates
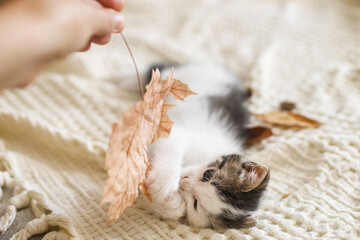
[1,0,359,239]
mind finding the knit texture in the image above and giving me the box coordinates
[1,0,360,239]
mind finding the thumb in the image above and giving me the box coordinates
[90,9,125,36]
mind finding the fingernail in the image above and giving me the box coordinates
[114,15,124,33]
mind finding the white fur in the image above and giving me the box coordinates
[143,63,244,226]
[114,63,244,226]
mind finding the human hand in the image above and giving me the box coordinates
[0,0,125,90]
[87,0,125,48]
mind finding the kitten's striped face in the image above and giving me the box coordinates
[180,154,269,229]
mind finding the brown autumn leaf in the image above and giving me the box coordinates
[254,112,321,128]
[102,69,196,223]
[245,126,273,146]
[279,101,296,111]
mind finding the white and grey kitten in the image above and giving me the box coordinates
[115,62,269,229]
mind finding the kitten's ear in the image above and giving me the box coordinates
[241,162,269,192]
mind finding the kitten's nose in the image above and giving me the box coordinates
[180,176,190,189]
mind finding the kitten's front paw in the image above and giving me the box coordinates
[151,191,186,220]
[145,169,181,202]
[145,169,185,220]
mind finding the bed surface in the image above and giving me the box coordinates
[0,0,359,239]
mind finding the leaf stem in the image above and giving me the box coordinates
[120,32,144,99]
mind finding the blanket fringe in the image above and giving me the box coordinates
[0,141,78,239]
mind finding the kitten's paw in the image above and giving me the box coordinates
[145,169,185,220]
[151,191,186,220]
[145,169,181,202]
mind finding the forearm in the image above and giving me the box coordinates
[0,1,48,88]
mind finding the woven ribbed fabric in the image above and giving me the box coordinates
[1,0,360,239]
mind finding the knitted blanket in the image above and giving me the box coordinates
[1,0,359,239]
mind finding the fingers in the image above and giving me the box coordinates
[80,42,92,52]
[17,78,35,89]
[90,9,125,36]
[91,34,112,45]
[113,13,125,33]
[79,34,111,52]
[79,0,125,52]
[98,0,125,11]
[11,70,39,89]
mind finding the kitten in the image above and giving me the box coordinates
[113,62,270,229]
[142,63,270,229]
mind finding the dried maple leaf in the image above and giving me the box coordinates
[279,101,296,111]
[254,112,321,128]
[102,69,196,223]
[245,126,273,146]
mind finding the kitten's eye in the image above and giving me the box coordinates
[194,199,197,210]
[202,169,215,182]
